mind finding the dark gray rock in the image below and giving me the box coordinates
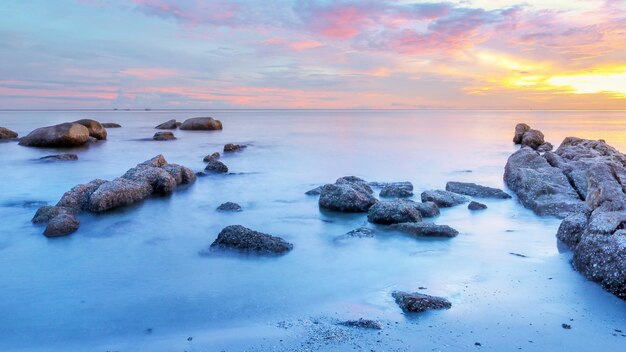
[224,143,247,152]
[205,160,228,174]
[0,127,18,139]
[390,222,459,238]
[421,189,468,207]
[556,212,588,247]
[445,182,511,199]
[305,186,323,195]
[367,200,422,225]
[217,202,242,212]
[153,131,176,141]
[44,213,80,237]
[339,319,382,330]
[73,119,107,140]
[380,182,414,198]
[101,123,121,128]
[40,154,78,161]
[19,123,91,148]
[335,227,376,242]
[155,119,178,129]
[179,117,223,130]
[392,291,452,313]
[537,142,553,152]
[573,234,626,299]
[513,123,530,144]
[203,152,220,162]
[468,201,487,211]
[319,177,377,212]
[209,225,293,255]
[413,201,440,217]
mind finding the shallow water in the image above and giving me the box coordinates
[0,110,625,351]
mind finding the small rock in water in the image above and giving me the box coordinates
[43,213,80,237]
[468,201,487,211]
[208,225,293,255]
[421,189,468,207]
[339,319,383,330]
[0,127,18,139]
[155,119,178,129]
[367,199,422,225]
[392,291,452,313]
[205,160,228,173]
[319,176,377,212]
[153,131,176,141]
[513,123,530,144]
[179,117,223,130]
[39,154,78,162]
[305,186,323,195]
[216,202,242,212]
[390,222,459,238]
[203,152,220,162]
[562,323,572,329]
[101,123,121,128]
[445,182,511,199]
[224,143,247,152]
[334,227,376,243]
[195,172,207,177]
[379,182,414,198]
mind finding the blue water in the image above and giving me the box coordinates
[0,110,625,351]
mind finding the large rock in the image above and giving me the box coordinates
[179,117,223,130]
[0,127,18,139]
[319,176,377,212]
[155,119,178,129]
[392,291,452,313]
[421,190,468,207]
[390,222,459,238]
[56,179,108,212]
[88,178,153,212]
[19,123,90,148]
[367,199,422,225]
[73,119,107,140]
[445,182,511,199]
[573,234,626,299]
[380,182,414,198]
[209,225,293,255]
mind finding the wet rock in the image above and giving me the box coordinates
[0,127,18,139]
[32,205,73,224]
[39,154,78,161]
[101,123,121,128]
[367,199,422,225]
[513,123,530,144]
[445,182,511,199]
[73,119,107,140]
[380,182,414,198]
[468,201,487,211]
[88,178,153,212]
[122,164,178,194]
[19,123,91,148]
[521,129,545,149]
[162,164,196,185]
[209,225,293,255]
[217,202,242,212]
[413,201,440,218]
[339,319,382,330]
[319,176,377,212]
[390,222,459,238]
[421,189,468,207]
[224,143,247,152]
[43,213,80,237]
[205,159,228,174]
[305,186,323,195]
[179,117,223,130]
[556,212,588,247]
[153,131,176,141]
[203,152,220,162]
[392,291,452,313]
[155,119,178,129]
[335,227,376,242]
[56,179,107,212]
[573,234,626,299]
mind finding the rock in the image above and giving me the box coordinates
[305,186,323,195]
[390,222,459,238]
[101,123,121,128]
[32,205,73,224]
[73,119,107,140]
[537,142,553,152]
[203,152,220,162]
[88,178,153,212]
[19,123,91,148]
[445,182,511,199]
[334,227,376,242]
[367,200,422,225]
[380,182,414,198]
[195,171,207,177]
[153,131,176,141]
[217,202,242,212]
[56,179,107,212]
[155,119,178,129]
[392,291,452,313]
[413,201,440,217]
[573,234,626,299]
[339,319,383,330]
[43,213,80,237]
[209,225,293,255]
[319,176,377,212]
[224,143,247,152]
[39,154,78,161]
[468,201,487,211]
[556,212,588,247]
[0,127,18,139]
[162,164,196,185]
[421,189,468,207]
[179,117,223,130]
[205,160,228,174]
[513,123,530,144]
[520,129,544,149]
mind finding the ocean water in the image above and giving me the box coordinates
[0,110,625,351]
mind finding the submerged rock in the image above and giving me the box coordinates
[209,225,293,255]
[339,319,383,330]
[421,189,468,207]
[203,152,220,162]
[217,202,242,212]
[445,181,511,199]
[319,176,377,212]
[224,143,246,152]
[335,227,376,242]
[179,117,223,130]
[367,199,422,225]
[305,186,323,196]
[155,119,178,129]
[392,291,452,313]
[101,123,121,128]
[205,159,228,174]
[390,222,459,238]
[380,182,414,198]
[153,131,176,141]
[73,119,107,140]
[40,154,78,161]
[468,201,487,211]
[0,127,18,139]
[19,123,91,148]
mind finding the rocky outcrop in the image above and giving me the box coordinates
[155,119,178,129]
[505,125,626,299]
[73,119,107,140]
[445,182,511,199]
[367,199,422,224]
[513,123,552,151]
[421,189,468,207]
[19,123,91,148]
[101,123,121,128]
[179,117,223,130]
[208,225,293,255]
[392,291,451,313]
[468,201,487,211]
[0,127,18,139]
[319,176,378,212]
[153,131,176,141]
[390,222,459,238]
[32,155,195,236]
[380,182,414,198]
[205,160,228,174]
[224,143,247,152]
[217,202,242,212]
[40,154,78,161]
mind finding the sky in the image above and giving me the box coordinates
[0,0,625,109]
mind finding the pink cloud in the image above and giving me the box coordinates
[120,68,177,80]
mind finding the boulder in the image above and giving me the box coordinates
[209,225,293,255]
[73,119,107,140]
[155,119,178,129]
[101,123,121,128]
[513,123,530,144]
[0,127,18,139]
[521,129,545,149]
[556,212,588,248]
[421,189,468,207]
[162,164,196,185]
[392,291,452,313]
[217,202,242,212]
[43,213,80,237]
[32,205,73,224]
[367,200,422,225]
[573,234,626,299]
[203,152,220,162]
[205,160,228,174]
[468,201,487,211]
[40,154,78,161]
[56,179,107,212]
[413,201,440,217]
[380,182,414,198]
[339,319,382,330]
[88,178,153,212]
[319,176,377,212]
[224,143,246,152]
[445,182,511,199]
[179,117,223,130]
[19,123,90,148]
[390,222,459,238]
[153,131,176,141]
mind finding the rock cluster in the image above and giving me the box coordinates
[19,119,107,148]
[513,123,552,151]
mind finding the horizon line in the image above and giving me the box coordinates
[1,108,625,112]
